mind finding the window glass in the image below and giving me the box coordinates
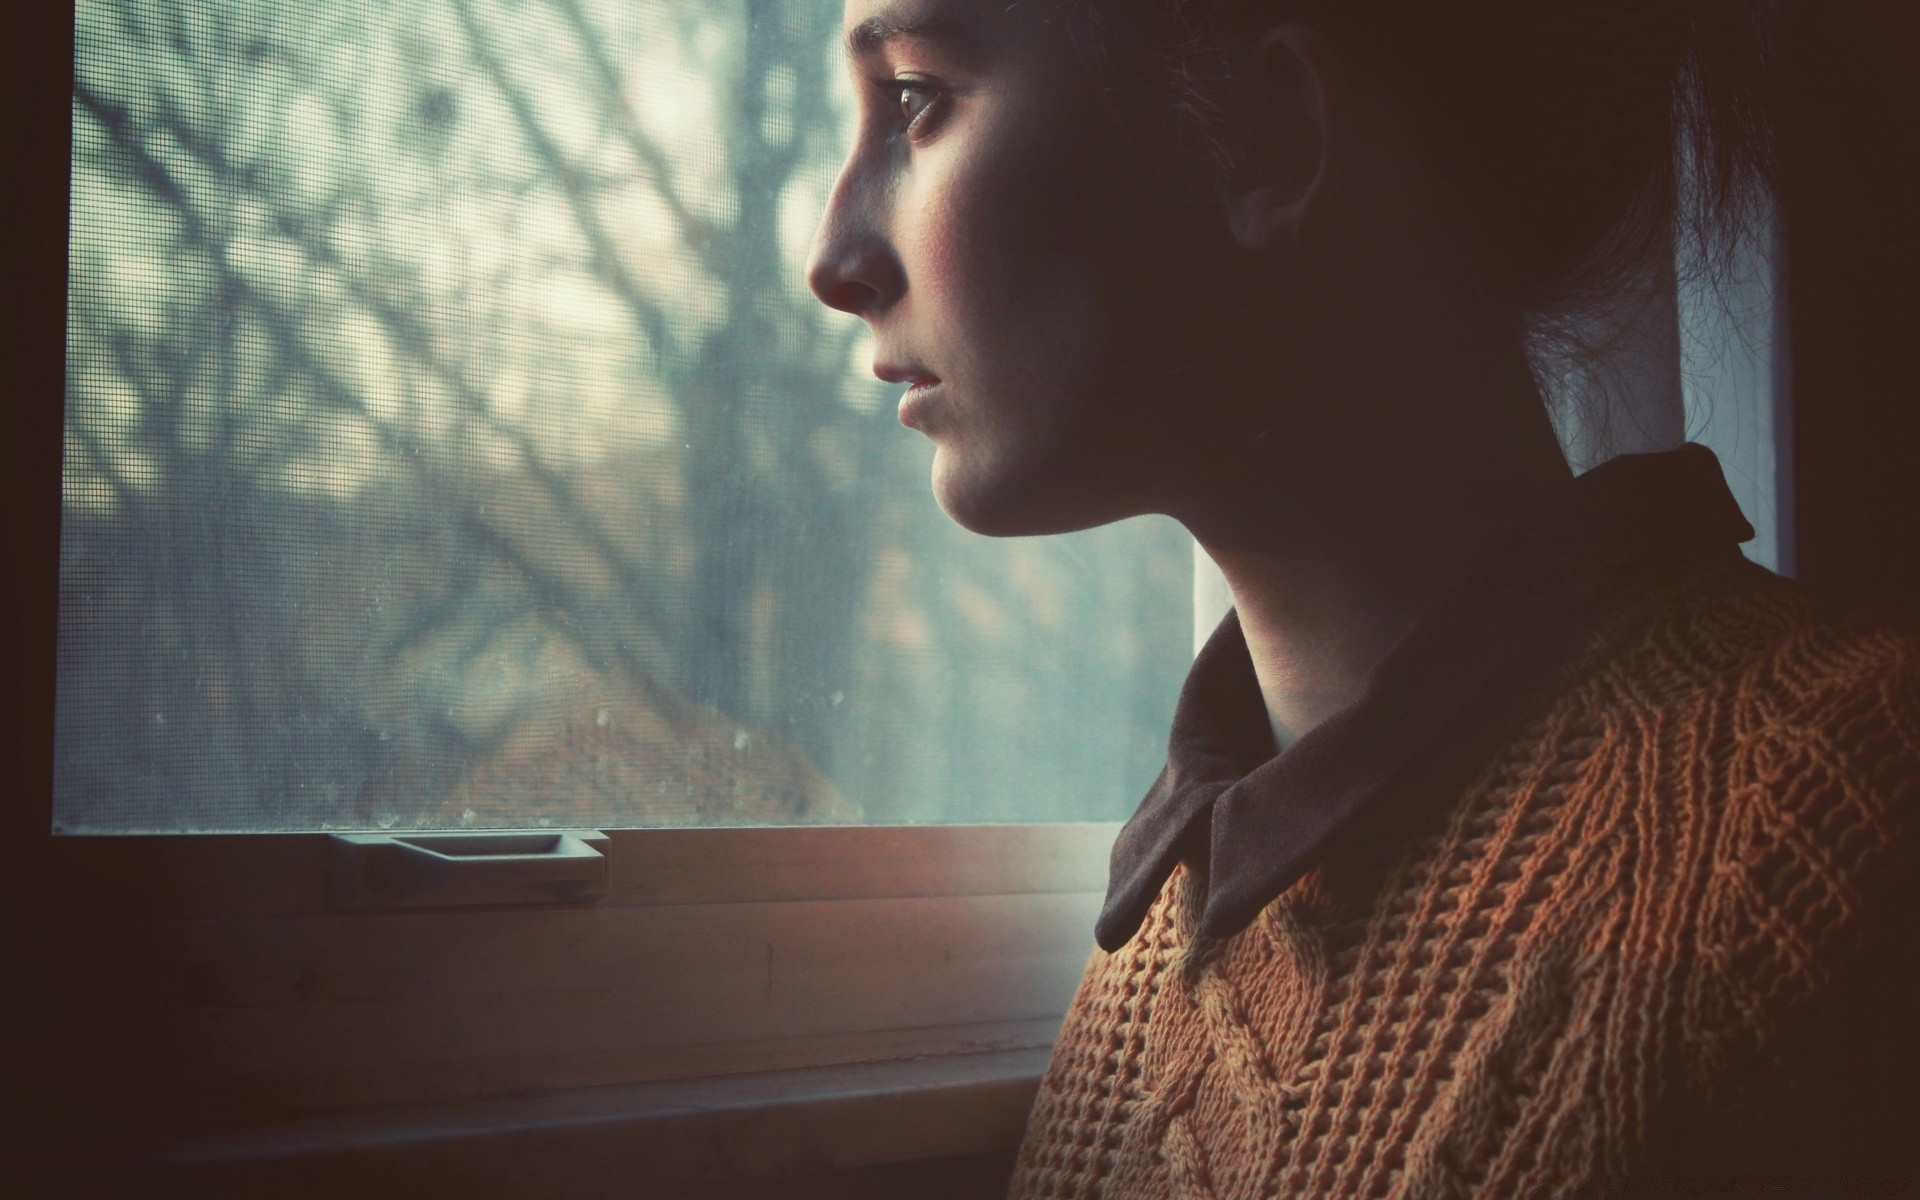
[56,0,1193,833]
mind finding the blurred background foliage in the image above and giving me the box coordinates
[55,0,1192,832]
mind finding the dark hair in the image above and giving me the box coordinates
[1088,0,1777,321]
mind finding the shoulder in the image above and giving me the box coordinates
[1588,558,1920,754]
[1568,562,1920,938]
[1667,568,1920,805]
[1617,565,1920,979]
[1620,572,1920,1170]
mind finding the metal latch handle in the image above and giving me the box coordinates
[327,831,610,910]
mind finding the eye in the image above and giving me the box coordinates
[897,82,936,125]
[883,77,945,138]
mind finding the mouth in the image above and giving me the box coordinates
[874,362,942,431]
[874,362,940,390]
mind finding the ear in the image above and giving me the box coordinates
[1226,25,1345,253]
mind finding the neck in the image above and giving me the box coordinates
[1179,333,1571,751]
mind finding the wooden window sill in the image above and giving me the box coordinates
[145,1046,1051,1198]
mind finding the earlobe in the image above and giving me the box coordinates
[1226,25,1344,254]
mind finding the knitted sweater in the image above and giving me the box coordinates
[1012,523,1920,1196]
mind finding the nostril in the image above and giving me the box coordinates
[806,239,902,315]
[824,280,880,315]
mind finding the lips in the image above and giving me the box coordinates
[876,362,942,432]
[873,362,940,389]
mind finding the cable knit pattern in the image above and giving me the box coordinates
[1011,571,1920,1198]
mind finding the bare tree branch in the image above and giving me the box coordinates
[449,0,689,396]
[543,0,728,279]
[81,78,682,645]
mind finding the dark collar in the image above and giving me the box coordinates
[1095,444,1758,952]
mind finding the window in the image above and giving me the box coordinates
[57,0,1194,837]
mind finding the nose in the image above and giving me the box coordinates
[806,168,906,317]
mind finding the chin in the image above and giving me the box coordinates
[930,445,1132,538]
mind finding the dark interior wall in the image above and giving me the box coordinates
[1781,0,1920,624]
[2,9,67,819]
[3,0,90,1193]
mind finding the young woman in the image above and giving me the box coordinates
[808,0,1920,1194]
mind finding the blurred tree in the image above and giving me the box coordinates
[55,0,1191,833]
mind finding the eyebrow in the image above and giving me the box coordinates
[844,13,980,60]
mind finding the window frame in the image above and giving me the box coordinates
[45,822,1115,1192]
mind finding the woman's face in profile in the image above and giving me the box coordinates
[807,0,1237,536]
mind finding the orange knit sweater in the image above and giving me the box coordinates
[1012,568,1920,1197]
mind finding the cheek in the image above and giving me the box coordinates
[899,141,1056,336]
[901,111,1226,530]
[896,169,975,329]
[904,134,1139,392]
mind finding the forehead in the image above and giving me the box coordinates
[840,0,1006,61]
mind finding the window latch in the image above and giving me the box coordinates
[326,830,610,910]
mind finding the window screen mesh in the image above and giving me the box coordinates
[56,0,1192,833]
